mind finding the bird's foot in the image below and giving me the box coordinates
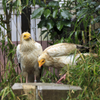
[56,73,66,84]
[34,80,37,83]
[34,75,37,83]
[56,81,63,84]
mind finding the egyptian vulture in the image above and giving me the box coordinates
[16,32,43,83]
[38,43,97,83]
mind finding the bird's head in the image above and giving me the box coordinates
[38,53,46,68]
[23,32,31,40]
[38,58,45,68]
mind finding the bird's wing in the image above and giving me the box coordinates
[34,42,43,82]
[34,42,43,55]
[16,44,21,63]
[44,43,77,57]
[16,44,22,70]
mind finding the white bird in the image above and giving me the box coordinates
[38,43,97,83]
[16,32,43,83]
[38,43,90,68]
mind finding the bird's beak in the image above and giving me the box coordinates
[38,61,43,68]
[39,63,42,68]
[38,59,45,68]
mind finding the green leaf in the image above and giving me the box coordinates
[33,0,35,6]
[2,0,7,14]
[77,8,88,18]
[32,7,44,18]
[17,0,22,14]
[40,30,47,36]
[60,9,71,20]
[0,22,7,30]
[75,31,79,44]
[48,1,59,6]
[67,31,74,43]
[90,1,96,6]
[26,0,28,5]
[47,20,54,30]
[53,9,58,18]
[95,5,100,11]
[65,22,71,27]
[44,31,50,39]
[38,20,46,28]
[44,9,51,18]
[57,21,63,31]
[91,16,100,24]
[44,0,46,3]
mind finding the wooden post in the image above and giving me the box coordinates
[12,83,82,100]
[22,85,36,100]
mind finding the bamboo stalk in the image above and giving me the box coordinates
[82,31,85,45]
[89,25,92,53]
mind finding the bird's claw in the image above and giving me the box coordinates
[56,73,66,84]
[34,80,37,83]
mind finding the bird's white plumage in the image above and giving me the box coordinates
[44,43,77,57]
[38,43,97,69]
[16,32,43,82]
[38,42,98,83]
[52,53,89,67]
[16,44,21,63]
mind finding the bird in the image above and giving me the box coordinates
[38,43,89,68]
[38,43,97,83]
[16,32,43,83]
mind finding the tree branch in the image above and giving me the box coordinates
[8,1,13,19]
[0,17,7,23]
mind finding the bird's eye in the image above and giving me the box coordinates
[24,35,26,37]
[42,60,44,62]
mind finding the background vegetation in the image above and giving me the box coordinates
[0,0,100,99]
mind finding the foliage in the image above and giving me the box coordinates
[40,53,100,100]
[0,33,27,99]
[0,0,100,99]
[73,0,100,47]
[32,1,72,43]
[31,0,100,47]
[64,54,100,100]
[40,67,59,83]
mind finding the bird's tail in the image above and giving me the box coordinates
[76,44,89,49]
[82,53,98,57]
[76,44,90,52]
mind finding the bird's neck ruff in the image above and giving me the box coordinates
[21,40,36,52]
[38,53,46,61]
[38,53,53,66]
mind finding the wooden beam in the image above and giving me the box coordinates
[12,83,82,100]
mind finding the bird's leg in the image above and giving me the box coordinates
[18,65,22,83]
[20,74,22,83]
[34,75,37,83]
[26,74,28,83]
[56,73,66,84]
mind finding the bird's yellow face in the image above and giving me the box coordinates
[23,32,31,40]
[38,59,45,68]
